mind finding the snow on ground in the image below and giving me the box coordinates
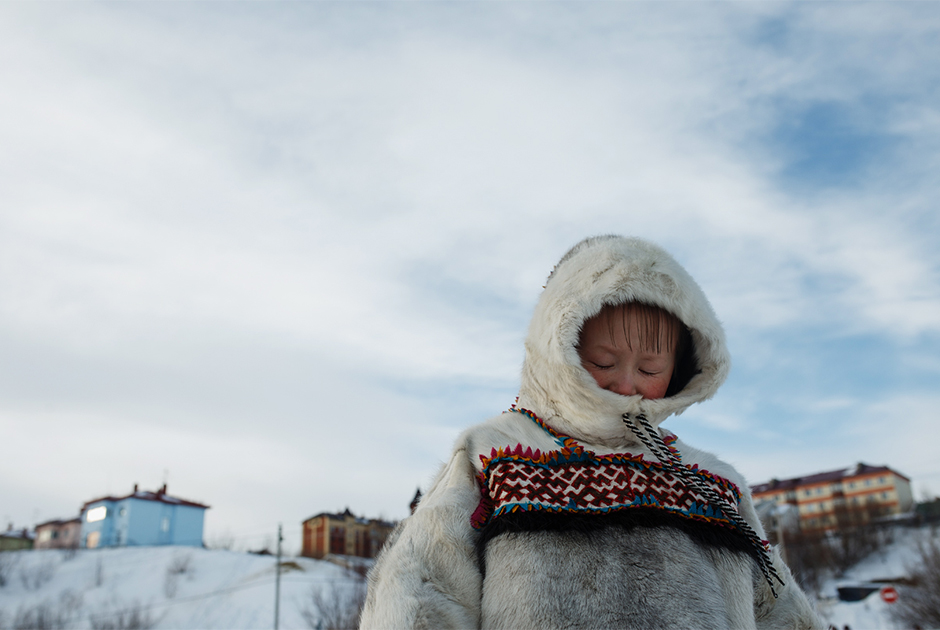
[0,546,364,629]
[816,525,939,630]
[1,525,937,629]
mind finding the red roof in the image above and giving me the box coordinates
[35,518,81,529]
[752,462,908,495]
[302,508,395,528]
[81,485,209,512]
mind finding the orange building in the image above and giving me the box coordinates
[752,463,913,532]
[301,509,395,560]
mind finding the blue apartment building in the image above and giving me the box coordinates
[80,484,209,548]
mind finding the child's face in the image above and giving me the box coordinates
[577,305,677,400]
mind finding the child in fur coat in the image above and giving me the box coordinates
[360,235,824,630]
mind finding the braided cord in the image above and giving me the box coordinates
[624,413,783,598]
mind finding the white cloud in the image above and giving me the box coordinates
[1,2,938,536]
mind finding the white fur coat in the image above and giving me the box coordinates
[360,236,823,630]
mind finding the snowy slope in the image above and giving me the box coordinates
[1,526,936,630]
[0,546,364,629]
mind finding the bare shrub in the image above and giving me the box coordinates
[163,553,194,598]
[19,556,57,591]
[890,531,940,629]
[0,553,19,588]
[167,553,193,576]
[10,601,66,630]
[784,529,831,595]
[7,590,83,629]
[206,532,235,551]
[299,577,367,630]
[828,503,893,574]
[87,601,158,630]
[784,503,895,596]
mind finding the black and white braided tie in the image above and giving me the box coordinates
[623,413,784,598]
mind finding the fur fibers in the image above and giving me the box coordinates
[518,235,730,447]
[360,236,823,630]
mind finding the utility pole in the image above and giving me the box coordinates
[274,523,283,630]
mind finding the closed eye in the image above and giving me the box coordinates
[591,362,614,370]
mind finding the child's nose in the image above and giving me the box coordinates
[607,370,638,397]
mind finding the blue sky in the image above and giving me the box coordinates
[1,2,938,552]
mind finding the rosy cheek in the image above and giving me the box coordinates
[637,377,665,400]
[653,379,670,399]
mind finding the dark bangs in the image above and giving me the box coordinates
[602,302,698,397]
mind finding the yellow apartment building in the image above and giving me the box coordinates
[752,463,913,532]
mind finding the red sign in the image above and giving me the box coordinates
[880,586,899,604]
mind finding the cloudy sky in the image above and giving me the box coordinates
[2,2,938,553]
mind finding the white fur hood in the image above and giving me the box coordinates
[516,235,731,448]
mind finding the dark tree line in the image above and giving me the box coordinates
[890,529,940,630]
[779,501,940,629]
[783,502,893,595]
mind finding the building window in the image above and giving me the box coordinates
[119,508,127,517]
[816,488,823,495]
[330,526,345,555]
[879,476,886,484]
[882,492,888,499]
[161,517,170,532]
[849,482,855,489]
[804,489,811,497]
[87,506,107,523]
[865,479,871,486]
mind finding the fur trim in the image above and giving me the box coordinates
[517,235,731,448]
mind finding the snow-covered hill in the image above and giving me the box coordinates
[816,525,937,630]
[1,525,936,629]
[0,546,364,629]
